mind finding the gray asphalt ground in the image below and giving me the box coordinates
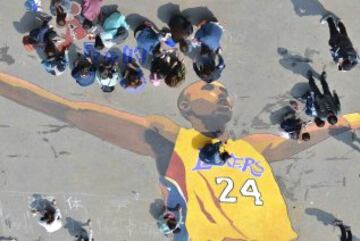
[0,0,360,241]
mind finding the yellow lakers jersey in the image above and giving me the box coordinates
[165,128,297,241]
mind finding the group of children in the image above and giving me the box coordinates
[23,0,226,93]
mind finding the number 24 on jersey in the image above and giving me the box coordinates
[215,177,264,206]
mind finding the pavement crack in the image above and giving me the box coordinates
[39,124,71,134]
[42,138,58,159]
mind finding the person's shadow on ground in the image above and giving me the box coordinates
[157,3,216,26]
[13,12,41,34]
[156,4,217,61]
[329,129,360,152]
[305,208,337,226]
[290,82,311,99]
[149,199,165,220]
[29,194,55,212]
[0,237,17,241]
[269,106,295,125]
[290,0,328,17]
[100,4,119,19]
[125,13,151,31]
[306,208,360,240]
[64,217,91,239]
[277,47,322,80]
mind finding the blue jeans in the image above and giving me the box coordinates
[195,22,223,51]
[135,27,160,55]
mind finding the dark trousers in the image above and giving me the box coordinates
[327,18,348,48]
[339,224,352,241]
[308,74,330,98]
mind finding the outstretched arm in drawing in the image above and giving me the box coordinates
[242,113,360,162]
[0,72,179,158]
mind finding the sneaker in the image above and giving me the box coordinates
[320,13,332,24]
[31,209,37,217]
[333,219,343,226]
[344,225,351,231]
[320,12,341,24]
[150,73,161,86]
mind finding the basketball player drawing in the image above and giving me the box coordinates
[0,72,359,241]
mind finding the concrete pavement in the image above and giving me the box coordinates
[0,0,360,240]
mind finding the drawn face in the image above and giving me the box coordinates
[178,81,233,135]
